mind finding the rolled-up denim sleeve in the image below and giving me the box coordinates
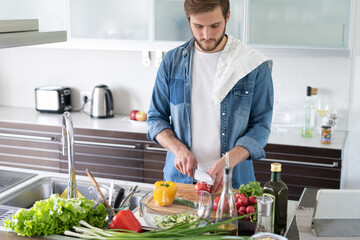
[146,56,173,143]
[236,61,274,160]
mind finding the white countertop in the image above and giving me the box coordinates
[0,106,346,150]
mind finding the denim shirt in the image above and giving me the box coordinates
[147,38,273,189]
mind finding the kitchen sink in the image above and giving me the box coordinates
[0,177,142,212]
[0,169,36,194]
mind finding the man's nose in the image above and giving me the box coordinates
[202,27,210,40]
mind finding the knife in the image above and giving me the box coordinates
[193,168,214,185]
[114,187,125,208]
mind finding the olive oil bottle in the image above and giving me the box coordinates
[263,163,288,235]
[215,167,238,236]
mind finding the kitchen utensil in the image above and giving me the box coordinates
[120,185,138,208]
[90,84,114,118]
[114,187,125,208]
[85,169,114,215]
[108,180,114,206]
[140,188,213,229]
[193,168,214,185]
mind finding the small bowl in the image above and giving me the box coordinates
[140,189,213,229]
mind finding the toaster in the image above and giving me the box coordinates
[35,86,72,113]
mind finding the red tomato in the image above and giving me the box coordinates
[238,196,248,207]
[213,196,220,212]
[194,182,211,193]
[248,195,257,205]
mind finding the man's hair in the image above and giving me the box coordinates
[184,0,230,20]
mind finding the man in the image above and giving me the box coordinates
[147,0,273,193]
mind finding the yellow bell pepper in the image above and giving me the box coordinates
[153,181,177,207]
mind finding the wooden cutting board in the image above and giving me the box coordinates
[140,183,220,218]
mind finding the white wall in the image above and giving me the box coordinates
[342,0,360,189]
[0,48,158,114]
[0,47,352,131]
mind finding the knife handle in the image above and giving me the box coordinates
[114,187,125,208]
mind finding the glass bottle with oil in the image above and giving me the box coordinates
[263,163,288,235]
[215,167,238,236]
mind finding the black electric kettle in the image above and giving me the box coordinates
[90,85,114,118]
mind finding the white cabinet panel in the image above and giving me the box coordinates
[248,0,350,48]
[0,0,65,31]
[70,0,149,40]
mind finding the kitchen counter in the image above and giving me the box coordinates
[0,166,298,239]
[0,106,347,150]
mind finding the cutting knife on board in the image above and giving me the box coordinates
[193,168,214,185]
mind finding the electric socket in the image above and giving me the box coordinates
[80,91,92,105]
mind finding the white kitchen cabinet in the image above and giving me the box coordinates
[154,0,244,41]
[70,0,149,40]
[0,0,66,31]
[248,0,350,48]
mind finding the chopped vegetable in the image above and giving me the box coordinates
[194,182,211,193]
[109,209,142,233]
[3,194,107,237]
[173,197,196,208]
[153,181,177,206]
[154,212,200,229]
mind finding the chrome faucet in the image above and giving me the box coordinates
[62,111,78,198]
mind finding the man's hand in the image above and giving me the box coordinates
[174,147,197,178]
[155,129,197,178]
[208,157,226,193]
[208,146,250,193]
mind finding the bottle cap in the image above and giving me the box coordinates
[306,86,312,97]
[321,125,331,129]
[271,163,282,172]
[311,88,318,96]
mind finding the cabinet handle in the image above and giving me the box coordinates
[0,132,54,141]
[75,140,138,149]
[258,158,339,168]
[145,145,167,152]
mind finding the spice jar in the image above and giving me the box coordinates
[321,125,331,144]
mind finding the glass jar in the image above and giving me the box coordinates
[321,125,331,144]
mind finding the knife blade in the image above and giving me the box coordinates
[193,168,214,185]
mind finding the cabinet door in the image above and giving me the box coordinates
[154,0,192,41]
[248,0,350,48]
[227,0,245,40]
[154,0,244,41]
[60,129,145,182]
[0,122,61,172]
[0,0,66,31]
[143,143,166,183]
[70,0,150,40]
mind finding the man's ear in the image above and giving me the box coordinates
[226,11,230,23]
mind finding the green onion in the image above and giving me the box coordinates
[65,214,255,239]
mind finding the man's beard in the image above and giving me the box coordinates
[193,28,226,52]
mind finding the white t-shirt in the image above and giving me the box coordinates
[191,48,221,172]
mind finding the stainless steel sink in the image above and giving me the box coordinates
[0,177,142,212]
[0,169,36,193]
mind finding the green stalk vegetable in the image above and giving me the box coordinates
[65,214,255,239]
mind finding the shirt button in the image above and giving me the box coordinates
[222,112,226,116]
[222,133,225,136]
[245,91,249,94]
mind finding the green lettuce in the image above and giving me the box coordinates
[4,194,107,237]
